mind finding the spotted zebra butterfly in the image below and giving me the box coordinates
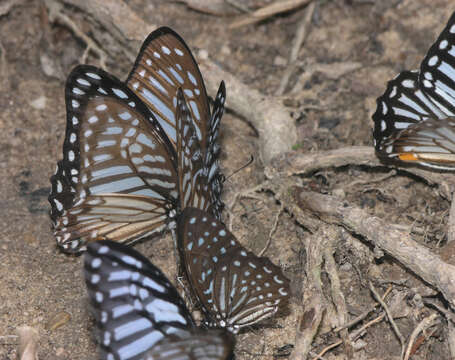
[49,28,226,252]
[372,12,455,170]
[84,240,234,360]
[177,207,290,334]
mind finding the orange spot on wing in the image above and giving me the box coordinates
[398,153,418,161]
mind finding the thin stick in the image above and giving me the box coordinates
[258,204,283,256]
[230,0,312,28]
[448,191,455,243]
[323,237,353,358]
[312,314,386,359]
[46,0,108,69]
[369,282,405,357]
[276,1,315,95]
[334,285,392,332]
[403,313,439,360]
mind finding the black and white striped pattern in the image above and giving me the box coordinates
[49,65,179,253]
[177,207,290,334]
[126,27,226,218]
[372,11,455,170]
[84,240,234,360]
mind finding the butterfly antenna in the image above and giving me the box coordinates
[223,155,254,183]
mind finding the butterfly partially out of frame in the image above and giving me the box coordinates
[372,11,455,170]
[177,207,290,334]
[84,240,234,360]
[49,28,226,252]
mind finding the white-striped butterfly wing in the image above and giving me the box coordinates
[127,27,226,219]
[419,12,455,114]
[84,240,234,360]
[177,207,290,334]
[144,329,234,360]
[372,12,455,170]
[126,27,211,152]
[49,65,179,253]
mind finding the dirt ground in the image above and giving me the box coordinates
[1,0,454,359]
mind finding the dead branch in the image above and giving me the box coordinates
[324,237,353,358]
[290,227,327,360]
[230,0,312,28]
[266,146,454,199]
[293,189,455,309]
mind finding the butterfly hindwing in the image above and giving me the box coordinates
[177,207,290,333]
[84,240,234,360]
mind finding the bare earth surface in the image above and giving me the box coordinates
[0,0,454,359]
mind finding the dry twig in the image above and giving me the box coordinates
[369,282,405,357]
[45,0,108,68]
[448,192,455,243]
[290,227,328,360]
[230,0,312,28]
[266,146,454,199]
[276,1,315,95]
[403,313,440,360]
[293,189,455,309]
[324,239,353,358]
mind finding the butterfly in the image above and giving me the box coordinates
[84,240,234,360]
[177,207,290,334]
[372,11,455,170]
[49,28,226,253]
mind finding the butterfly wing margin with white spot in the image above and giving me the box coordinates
[126,27,211,151]
[49,65,179,252]
[205,81,226,219]
[419,11,455,116]
[84,240,195,360]
[145,328,235,360]
[177,207,290,333]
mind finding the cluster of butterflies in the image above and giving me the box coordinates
[48,10,455,359]
[48,27,290,359]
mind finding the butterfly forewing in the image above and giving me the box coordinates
[419,11,455,114]
[177,207,290,333]
[49,65,179,252]
[84,240,234,360]
[126,27,211,152]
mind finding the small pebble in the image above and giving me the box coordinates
[30,96,47,110]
